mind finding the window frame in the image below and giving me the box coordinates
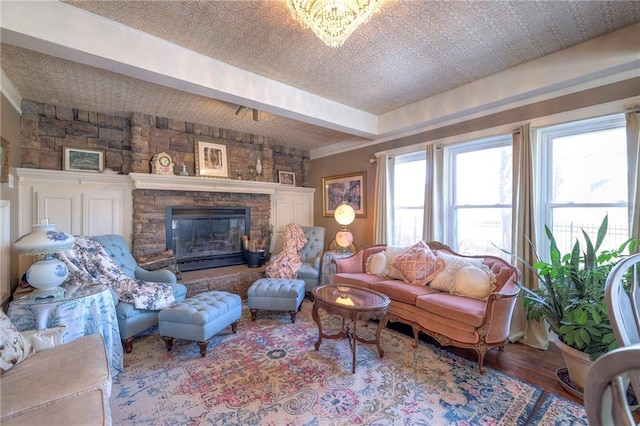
[444,134,513,252]
[537,114,628,254]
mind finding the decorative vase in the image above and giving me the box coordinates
[256,158,262,176]
[554,338,593,393]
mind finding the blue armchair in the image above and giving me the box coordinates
[93,235,187,353]
[297,226,326,293]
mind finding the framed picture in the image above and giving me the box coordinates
[278,170,296,186]
[0,137,8,183]
[196,141,228,178]
[322,172,366,217]
[63,147,104,172]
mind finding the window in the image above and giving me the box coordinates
[392,151,426,245]
[539,114,628,255]
[446,136,512,256]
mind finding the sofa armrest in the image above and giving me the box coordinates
[483,280,521,344]
[135,266,177,284]
[333,252,364,273]
[312,254,322,271]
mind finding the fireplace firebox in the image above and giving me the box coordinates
[166,206,250,271]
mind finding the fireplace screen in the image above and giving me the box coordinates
[166,206,250,271]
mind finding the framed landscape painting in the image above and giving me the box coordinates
[322,172,366,217]
[63,147,104,172]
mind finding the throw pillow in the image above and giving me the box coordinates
[392,241,444,286]
[0,310,34,372]
[22,325,67,352]
[365,252,387,275]
[429,251,484,292]
[451,265,497,300]
[383,245,410,279]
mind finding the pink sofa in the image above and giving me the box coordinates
[332,242,520,372]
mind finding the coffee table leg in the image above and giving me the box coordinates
[312,300,323,350]
[351,317,357,373]
[375,314,388,358]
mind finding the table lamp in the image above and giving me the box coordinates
[14,219,75,300]
[334,203,355,253]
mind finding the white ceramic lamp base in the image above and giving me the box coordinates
[25,256,69,300]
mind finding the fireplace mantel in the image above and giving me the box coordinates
[130,173,280,194]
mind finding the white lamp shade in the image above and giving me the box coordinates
[14,223,75,255]
[334,204,356,226]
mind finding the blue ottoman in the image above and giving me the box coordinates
[248,278,306,323]
[158,290,242,357]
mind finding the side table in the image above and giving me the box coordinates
[8,284,123,376]
[320,250,354,285]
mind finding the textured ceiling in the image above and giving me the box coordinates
[2,0,639,154]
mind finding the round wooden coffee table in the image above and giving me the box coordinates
[311,284,391,373]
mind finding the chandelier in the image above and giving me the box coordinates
[286,0,385,48]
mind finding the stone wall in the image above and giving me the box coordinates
[20,99,310,185]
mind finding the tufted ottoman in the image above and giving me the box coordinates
[248,278,306,323]
[158,291,242,357]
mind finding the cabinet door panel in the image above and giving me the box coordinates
[83,191,122,236]
[36,191,81,235]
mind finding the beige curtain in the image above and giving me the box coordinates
[509,124,548,349]
[423,144,443,242]
[626,111,640,245]
[373,152,391,244]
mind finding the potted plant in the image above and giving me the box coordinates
[509,215,638,393]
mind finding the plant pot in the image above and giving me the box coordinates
[244,249,265,268]
[554,338,593,393]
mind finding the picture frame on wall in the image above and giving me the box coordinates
[63,147,104,173]
[196,141,229,178]
[0,137,9,183]
[278,170,296,186]
[322,172,366,217]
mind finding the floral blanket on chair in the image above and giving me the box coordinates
[265,223,307,279]
[57,236,175,310]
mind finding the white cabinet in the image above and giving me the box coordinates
[272,186,315,253]
[17,169,132,240]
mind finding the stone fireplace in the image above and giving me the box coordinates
[165,206,250,271]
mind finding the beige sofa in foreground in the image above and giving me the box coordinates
[1,333,112,425]
[333,242,520,372]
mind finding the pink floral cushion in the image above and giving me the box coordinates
[392,241,444,286]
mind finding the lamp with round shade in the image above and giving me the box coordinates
[334,203,356,252]
[14,219,75,300]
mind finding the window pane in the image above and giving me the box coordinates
[394,159,425,207]
[393,208,423,246]
[551,127,627,203]
[455,145,512,205]
[393,154,426,245]
[456,208,512,257]
[549,207,629,255]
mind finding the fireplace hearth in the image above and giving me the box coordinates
[166,206,250,271]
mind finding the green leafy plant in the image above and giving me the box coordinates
[510,215,638,360]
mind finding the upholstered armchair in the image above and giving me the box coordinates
[93,234,187,353]
[296,226,326,293]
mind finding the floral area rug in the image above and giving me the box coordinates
[111,300,583,425]
[527,393,588,425]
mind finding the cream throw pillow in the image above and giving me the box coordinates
[383,245,409,279]
[365,252,387,275]
[451,265,497,300]
[22,325,67,352]
[430,251,484,292]
[0,310,34,372]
